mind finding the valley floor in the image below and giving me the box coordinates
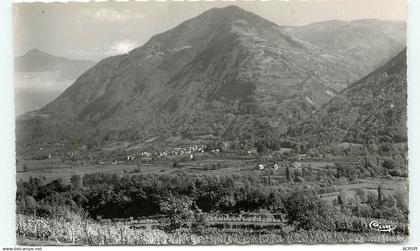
[16,155,408,206]
[15,146,409,245]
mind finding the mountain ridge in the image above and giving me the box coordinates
[287,48,407,147]
[286,19,405,75]
[16,6,406,148]
[15,48,95,80]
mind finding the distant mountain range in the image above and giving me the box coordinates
[286,19,405,76]
[14,49,95,116]
[16,6,406,148]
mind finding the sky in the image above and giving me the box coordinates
[13,0,406,62]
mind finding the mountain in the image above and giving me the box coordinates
[15,48,95,80]
[287,49,407,147]
[16,6,406,147]
[14,49,95,116]
[285,19,406,76]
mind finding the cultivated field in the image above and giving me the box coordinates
[17,214,407,245]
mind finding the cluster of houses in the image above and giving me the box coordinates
[126,145,206,161]
[166,145,205,156]
[257,161,302,170]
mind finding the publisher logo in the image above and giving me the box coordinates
[369,220,396,232]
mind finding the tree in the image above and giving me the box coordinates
[172,161,179,168]
[137,161,141,172]
[364,157,370,168]
[285,189,335,230]
[217,194,236,212]
[70,174,82,190]
[378,185,384,205]
[337,190,347,207]
[286,165,293,183]
[356,204,373,218]
[256,141,267,153]
[190,206,208,234]
[159,194,193,232]
[22,164,28,172]
[24,195,37,215]
[382,159,399,170]
[337,195,345,208]
[355,188,367,202]
[294,144,302,154]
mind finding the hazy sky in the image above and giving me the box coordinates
[13,0,406,61]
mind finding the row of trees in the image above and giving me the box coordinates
[17,172,408,233]
[17,173,285,220]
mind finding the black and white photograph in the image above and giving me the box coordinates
[4,0,415,246]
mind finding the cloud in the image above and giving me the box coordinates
[106,40,139,55]
[66,40,140,61]
[68,39,140,60]
[92,8,146,23]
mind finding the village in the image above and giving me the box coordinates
[19,138,311,171]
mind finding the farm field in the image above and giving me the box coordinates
[318,177,408,203]
[16,155,335,183]
[16,155,258,183]
[16,155,403,188]
[17,163,138,183]
[17,155,408,209]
